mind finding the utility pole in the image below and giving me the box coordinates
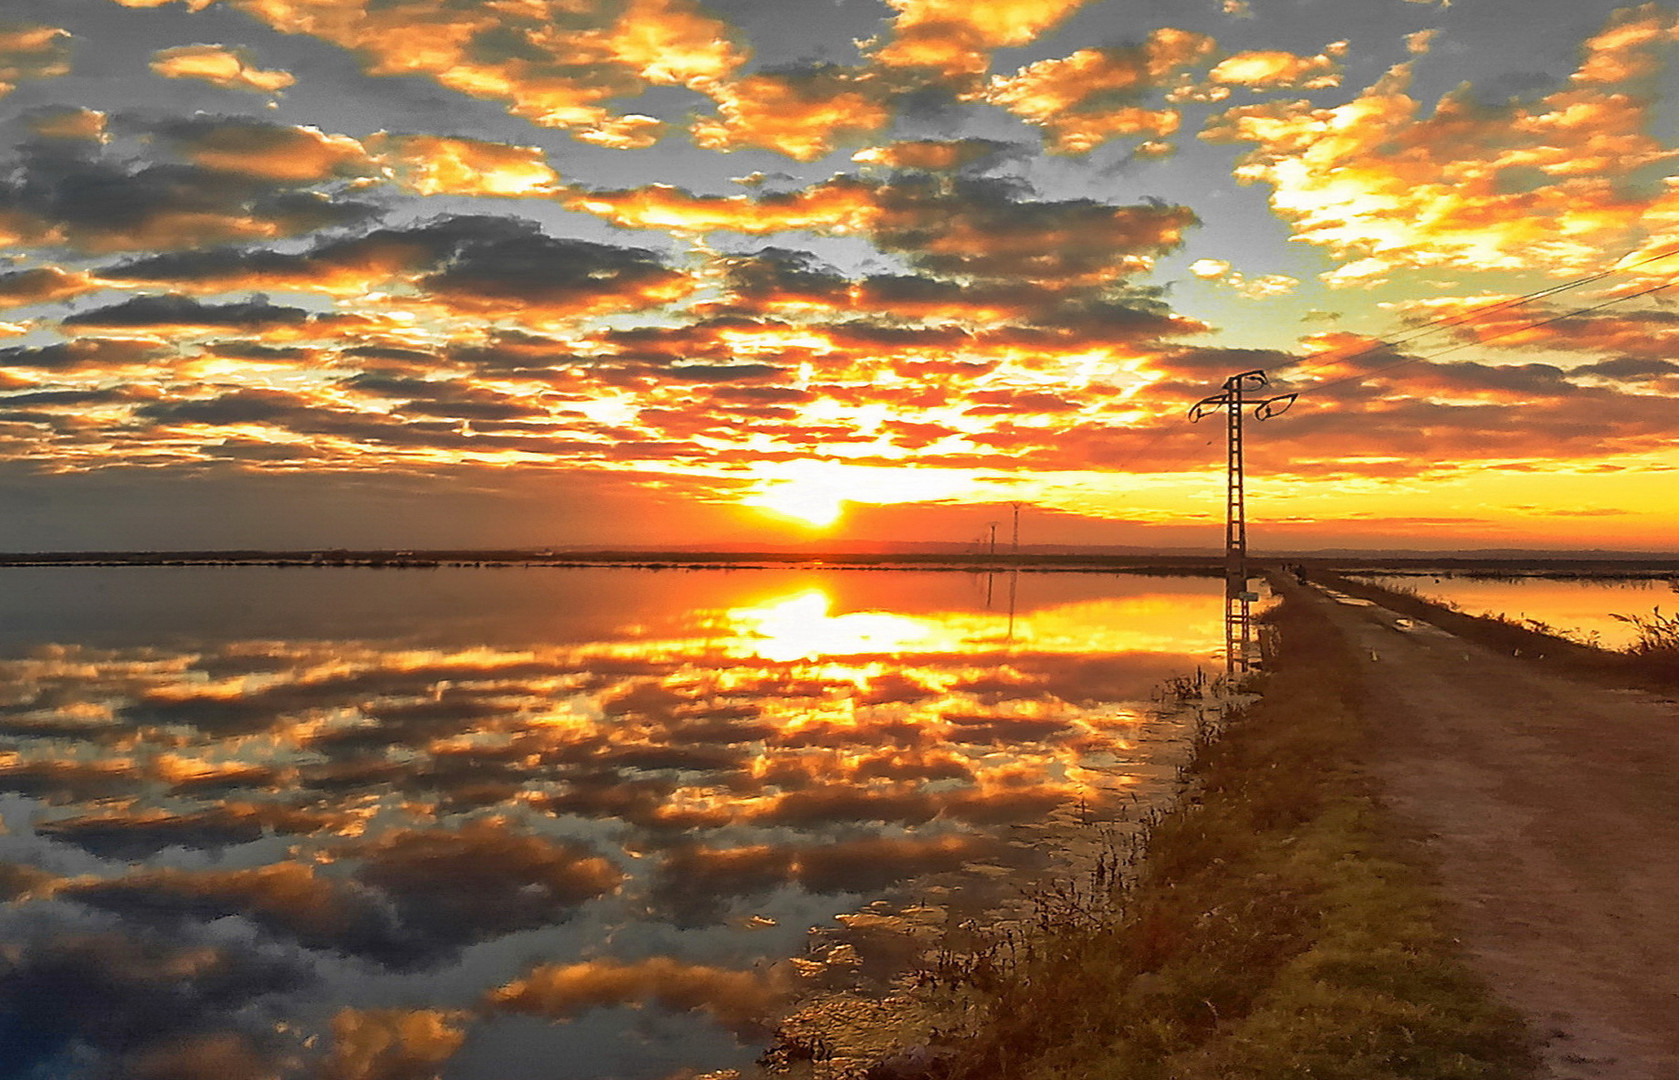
[987,521,998,556]
[1010,502,1021,555]
[1188,369,1295,674]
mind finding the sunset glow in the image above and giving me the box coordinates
[748,480,847,529]
[4,0,1679,551]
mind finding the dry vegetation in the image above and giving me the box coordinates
[900,592,1535,1080]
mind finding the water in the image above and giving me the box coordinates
[0,566,1225,1079]
[1350,573,1679,650]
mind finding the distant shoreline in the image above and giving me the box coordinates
[0,549,1222,574]
[4,549,1679,577]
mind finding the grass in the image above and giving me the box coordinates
[1609,605,1679,666]
[901,589,1536,1080]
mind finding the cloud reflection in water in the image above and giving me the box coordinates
[0,567,1220,1079]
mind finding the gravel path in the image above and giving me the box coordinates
[1296,582,1679,1080]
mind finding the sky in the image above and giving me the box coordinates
[3,0,1679,551]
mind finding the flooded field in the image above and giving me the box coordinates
[1349,573,1679,650]
[0,566,1225,1080]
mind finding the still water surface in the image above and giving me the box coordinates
[1351,573,1679,650]
[0,567,1223,1079]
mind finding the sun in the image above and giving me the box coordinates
[751,478,845,528]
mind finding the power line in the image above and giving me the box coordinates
[1286,274,1679,401]
[1111,239,1679,480]
[1267,239,1679,386]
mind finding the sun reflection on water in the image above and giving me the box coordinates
[0,567,1225,1080]
[732,588,953,661]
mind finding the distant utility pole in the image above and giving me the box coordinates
[1188,369,1296,674]
[987,521,998,556]
[1010,502,1022,555]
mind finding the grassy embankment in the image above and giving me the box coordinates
[917,587,1535,1080]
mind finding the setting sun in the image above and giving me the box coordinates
[749,478,846,528]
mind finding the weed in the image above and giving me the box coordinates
[1610,606,1679,654]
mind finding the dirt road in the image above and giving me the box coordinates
[1297,582,1679,1080]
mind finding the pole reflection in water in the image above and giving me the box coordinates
[0,566,1223,1080]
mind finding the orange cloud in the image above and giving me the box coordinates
[149,43,295,93]
[568,176,878,234]
[852,138,1011,171]
[692,66,894,160]
[165,119,374,183]
[491,957,785,1035]
[0,23,72,96]
[1207,44,1344,90]
[573,175,1196,286]
[985,29,1216,154]
[221,0,744,139]
[1392,294,1679,361]
[868,0,1094,77]
[602,0,745,87]
[1572,3,1678,84]
[27,106,105,141]
[572,113,667,150]
[0,267,99,309]
[1202,11,1679,284]
[367,133,561,197]
[321,1008,467,1080]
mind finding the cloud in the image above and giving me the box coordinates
[319,1008,468,1080]
[576,174,1196,287]
[650,833,1012,923]
[1189,267,1299,298]
[151,116,375,184]
[567,175,878,234]
[366,133,561,197]
[149,44,296,94]
[0,117,380,253]
[870,176,1197,284]
[0,23,73,97]
[100,215,689,328]
[187,0,744,141]
[351,818,623,946]
[985,30,1216,154]
[60,862,417,961]
[692,64,895,160]
[1207,44,1345,90]
[0,756,141,802]
[103,214,531,296]
[0,928,306,1077]
[415,229,692,319]
[867,0,1096,78]
[127,1031,278,1080]
[1390,294,1679,363]
[25,106,107,142]
[0,266,98,309]
[490,956,785,1038]
[1406,28,1439,55]
[1202,9,1679,283]
[37,806,279,859]
[851,138,1018,171]
[63,293,313,330]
